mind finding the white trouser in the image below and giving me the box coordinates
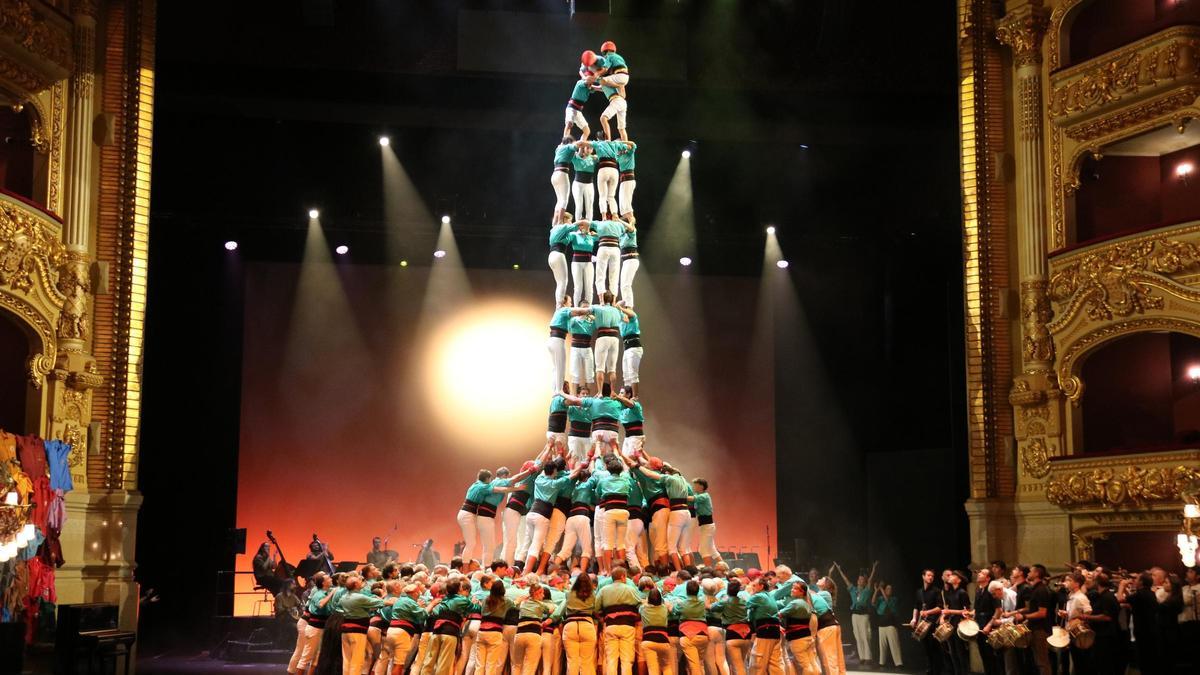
[544,508,567,555]
[594,246,621,297]
[683,516,698,555]
[621,434,644,459]
[594,335,619,375]
[601,97,628,130]
[475,515,497,565]
[707,627,730,675]
[625,515,648,568]
[460,621,481,675]
[571,260,594,306]
[622,346,642,385]
[602,508,629,552]
[503,507,527,565]
[649,507,669,559]
[593,507,607,558]
[569,345,595,385]
[572,181,595,221]
[618,179,636,218]
[457,509,479,564]
[525,511,552,560]
[567,435,592,465]
[597,167,619,218]
[851,613,872,662]
[552,171,571,212]
[548,252,569,305]
[591,429,619,456]
[288,617,310,673]
[619,258,639,308]
[547,336,566,394]
[603,73,630,89]
[666,509,691,555]
[565,107,588,134]
[557,513,594,559]
[877,626,901,667]
[698,523,719,560]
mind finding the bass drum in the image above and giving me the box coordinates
[1067,619,1095,649]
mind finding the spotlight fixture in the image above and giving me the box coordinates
[776,260,790,269]
[512,264,520,270]
[681,150,691,159]
[433,250,447,259]
[379,136,390,147]
[441,215,451,225]
[308,208,320,219]
[679,256,693,266]
[766,226,776,235]
[335,245,349,255]
[799,144,810,150]
[1177,162,1195,183]
[223,240,238,251]
[400,260,409,267]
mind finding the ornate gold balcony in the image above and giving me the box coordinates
[0,189,66,387]
[0,0,73,98]
[1049,26,1200,139]
[1044,448,1200,512]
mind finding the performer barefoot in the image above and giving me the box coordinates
[551,140,575,226]
[617,386,644,459]
[524,459,584,575]
[548,216,575,305]
[616,141,637,224]
[570,145,598,222]
[563,74,593,141]
[582,43,630,142]
[585,219,635,302]
[548,296,572,395]
[567,221,596,307]
[565,387,593,466]
[616,305,642,396]
[570,291,625,395]
[551,466,597,573]
[690,479,720,566]
[566,307,595,397]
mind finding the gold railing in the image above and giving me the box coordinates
[1045,449,1200,510]
[1049,26,1200,130]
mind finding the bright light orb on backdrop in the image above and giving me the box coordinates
[422,299,548,455]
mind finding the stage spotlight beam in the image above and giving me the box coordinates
[308,208,320,219]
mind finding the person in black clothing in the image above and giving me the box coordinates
[1016,564,1053,675]
[971,569,1000,675]
[253,542,285,595]
[940,570,971,675]
[911,569,944,675]
[1050,578,1069,675]
[1084,573,1119,675]
[1003,565,1033,675]
[1158,573,1183,674]
[1123,572,1162,675]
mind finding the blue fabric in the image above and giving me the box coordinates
[45,440,73,492]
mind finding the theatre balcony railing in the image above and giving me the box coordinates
[1049,26,1200,136]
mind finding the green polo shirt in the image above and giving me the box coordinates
[554,144,575,166]
[746,591,780,623]
[571,154,597,175]
[550,225,575,248]
[616,143,636,172]
[693,492,713,517]
[592,305,623,329]
[533,473,574,503]
[567,314,595,336]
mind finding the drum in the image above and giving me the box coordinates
[1067,619,1095,649]
[913,619,932,641]
[957,619,980,640]
[1047,626,1070,652]
[933,621,955,643]
[1009,623,1032,648]
[986,625,1011,650]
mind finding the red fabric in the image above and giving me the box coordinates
[24,556,55,643]
[16,435,47,478]
[601,41,616,53]
[581,50,597,66]
[30,475,52,531]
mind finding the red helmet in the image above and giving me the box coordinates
[521,460,538,473]
[600,41,617,54]
[581,50,598,66]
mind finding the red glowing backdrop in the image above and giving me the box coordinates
[233,262,775,612]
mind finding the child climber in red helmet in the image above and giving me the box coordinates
[581,41,630,142]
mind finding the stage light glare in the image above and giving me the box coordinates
[335,245,349,255]
[400,260,408,267]
[776,260,790,269]
[681,150,691,159]
[308,208,320,219]
[1177,162,1195,179]
[766,226,776,235]
[423,300,549,454]
[433,250,447,259]
[512,264,520,270]
[441,215,451,225]
[1189,364,1200,382]
[224,240,238,251]
[379,136,390,147]
[679,256,693,266]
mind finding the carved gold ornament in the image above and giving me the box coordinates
[1048,239,1200,323]
[996,8,1049,68]
[1022,438,1051,479]
[0,202,66,296]
[1046,465,1200,508]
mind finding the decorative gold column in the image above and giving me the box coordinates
[997,3,1052,372]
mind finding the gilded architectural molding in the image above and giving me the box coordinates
[0,200,66,302]
[1022,437,1052,479]
[1049,28,1200,122]
[1021,279,1054,363]
[0,0,72,92]
[1065,88,1200,143]
[1056,317,1200,401]
[1047,465,1200,508]
[1046,0,1087,72]
[996,6,1049,68]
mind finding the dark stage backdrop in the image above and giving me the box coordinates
[233,261,775,612]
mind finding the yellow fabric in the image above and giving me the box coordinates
[786,637,820,675]
[563,620,597,675]
[376,627,415,675]
[815,626,845,675]
[0,432,16,463]
[749,637,783,675]
[603,624,636,675]
[641,641,673,675]
[343,632,369,675]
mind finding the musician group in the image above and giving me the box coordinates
[911,561,1145,675]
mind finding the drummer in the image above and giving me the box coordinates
[911,569,943,675]
[940,570,971,675]
[1057,573,1094,675]
[970,569,1001,675]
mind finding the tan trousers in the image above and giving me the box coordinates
[423,634,460,675]
[785,638,820,675]
[376,628,416,675]
[604,625,637,675]
[749,637,784,675]
[641,641,674,675]
[514,632,545,675]
[815,626,845,675]
[543,628,563,675]
[476,631,508,675]
[563,621,598,675]
[680,633,710,675]
[343,632,370,675]
[725,639,750,675]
